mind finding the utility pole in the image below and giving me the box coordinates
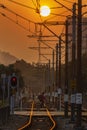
[56,44,58,90]
[52,50,55,104]
[55,43,58,108]
[45,64,47,93]
[71,3,76,122]
[76,0,82,127]
[45,64,49,94]
[58,36,61,90]
[64,20,69,118]
[58,36,62,110]
[48,60,51,104]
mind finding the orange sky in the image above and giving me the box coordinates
[0,0,87,64]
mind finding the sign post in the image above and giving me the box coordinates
[58,88,62,111]
[76,93,82,105]
[71,79,76,121]
[1,74,6,104]
[10,73,18,114]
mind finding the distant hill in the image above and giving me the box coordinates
[0,50,18,66]
[0,50,49,93]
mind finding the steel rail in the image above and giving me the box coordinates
[44,104,56,130]
[18,101,34,130]
[18,101,56,130]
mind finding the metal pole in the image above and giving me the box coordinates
[48,60,51,104]
[76,0,82,127]
[56,44,58,90]
[64,20,69,118]
[58,36,62,111]
[55,44,58,108]
[59,36,61,90]
[71,3,76,122]
[52,50,55,104]
[45,65,47,93]
[45,64,48,94]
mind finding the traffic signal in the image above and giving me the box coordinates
[10,76,17,87]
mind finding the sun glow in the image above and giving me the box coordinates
[40,5,51,17]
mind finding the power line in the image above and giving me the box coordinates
[8,0,36,11]
[54,0,73,12]
[63,0,77,4]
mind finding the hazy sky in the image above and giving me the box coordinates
[0,0,87,63]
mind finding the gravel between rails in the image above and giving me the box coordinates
[0,115,29,130]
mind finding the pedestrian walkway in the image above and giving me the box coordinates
[14,110,87,116]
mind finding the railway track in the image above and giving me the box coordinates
[18,101,57,130]
[16,97,87,130]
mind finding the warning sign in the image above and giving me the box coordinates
[71,94,75,103]
[76,93,82,104]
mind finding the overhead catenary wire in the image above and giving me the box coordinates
[0,1,72,64]
[63,0,77,4]
[0,11,37,35]
[54,0,74,12]
[31,0,37,8]
[6,1,66,40]
[0,4,35,24]
[0,4,43,35]
[5,1,71,43]
[8,0,36,11]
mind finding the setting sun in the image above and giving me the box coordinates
[40,5,51,17]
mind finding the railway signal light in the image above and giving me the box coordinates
[10,76,17,87]
[10,76,17,96]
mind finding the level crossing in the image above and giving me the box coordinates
[13,100,87,130]
[17,101,56,130]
